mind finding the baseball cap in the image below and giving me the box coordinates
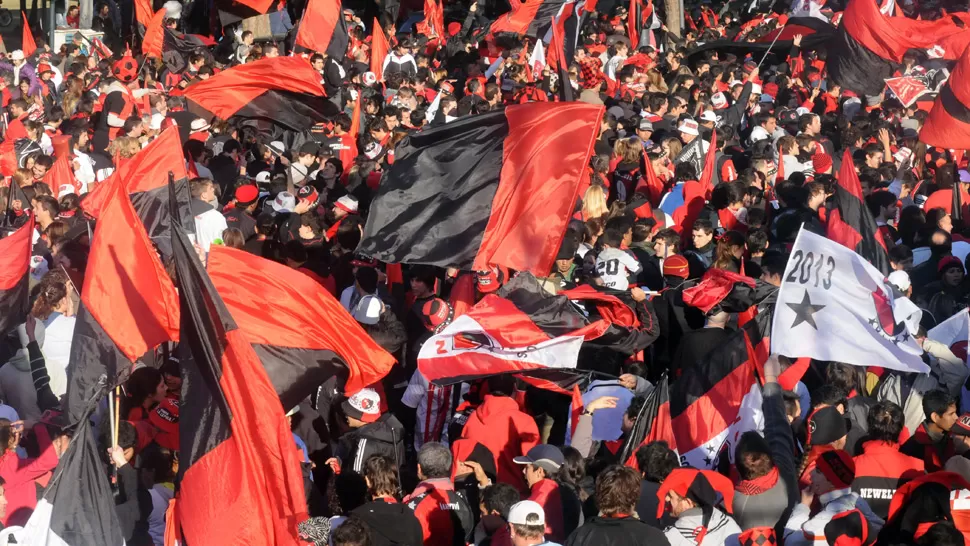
[513,444,564,473]
[677,119,699,136]
[711,92,728,110]
[335,195,359,214]
[149,398,179,450]
[953,413,970,436]
[638,118,654,132]
[10,50,24,61]
[271,191,296,213]
[268,141,286,156]
[352,294,383,325]
[507,501,546,526]
[299,142,320,156]
[364,141,384,160]
[341,388,382,423]
[0,405,20,423]
[235,184,259,205]
[700,110,717,123]
[888,270,911,293]
[254,171,272,183]
[296,184,319,205]
[806,405,849,446]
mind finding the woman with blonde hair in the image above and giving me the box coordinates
[582,185,609,222]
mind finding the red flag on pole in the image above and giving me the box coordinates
[371,19,389,80]
[142,9,167,59]
[21,12,36,57]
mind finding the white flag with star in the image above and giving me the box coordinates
[771,229,928,373]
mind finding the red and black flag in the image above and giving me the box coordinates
[359,102,602,276]
[206,245,396,404]
[548,15,573,101]
[489,0,567,38]
[826,149,891,274]
[418,272,658,387]
[170,222,308,545]
[21,392,126,545]
[65,175,180,424]
[185,57,340,145]
[921,48,970,150]
[829,0,970,95]
[685,16,835,65]
[215,0,277,27]
[294,0,349,58]
[371,18,390,81]
[79,126,192,258]
[0,216,33,335]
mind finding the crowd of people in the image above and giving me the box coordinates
[7,0,970,544]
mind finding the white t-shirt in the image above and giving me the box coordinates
[595,247,642,290]
[41,312,75,397]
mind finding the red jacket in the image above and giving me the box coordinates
[528,478,566,542]
[851,440,925,519]
[1,424,58,526]
[404,478,475,546]
[460,395,539,494]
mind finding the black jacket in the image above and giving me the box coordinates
[337,413,406,473]
[352,498,424,546]
[564,515,670,546]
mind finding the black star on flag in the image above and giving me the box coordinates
[787,291,826,329]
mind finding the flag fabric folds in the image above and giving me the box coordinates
[142,8,167,59]
[921,48,970,149]
[294,0,349,58]
[489,0,567,37]
[0,217,33,335]
[206,245,396,403]
[620,316,767,470]
[928,309,970,410]
[20,394,126,546]
[359,102,602,276]
[826,149,892,274]
[171,225,308,546]
[829,0,970,95]
[65,176,180,425]
[771,229,928,374]
[184,57,340,145]
[79,126,192,258]
[371,19,390,81]
[21,12,36,57]
[134,0,152,26]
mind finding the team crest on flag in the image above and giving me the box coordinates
[771,229,927,373]
[885,76,929,107]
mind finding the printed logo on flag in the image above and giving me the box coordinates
[884,76,929,108]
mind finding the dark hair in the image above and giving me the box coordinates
[355,267,379,294]
[123,367,163,416]
[99,419,138,452]
[917,521,964,546]
[332,516,372,546]
[626,395,646,421]
[654,228,680,248]
[692,218,714,235]
[825,362,859,394]
[866,191,897,217]
[483,483,521,519]
[599,228,624,249]
[363,455,400,498]
[922,389,957,422]
[735,431,774,480]
[636,441,679,483]
[486,374,516,397]
[142,446,177,484]
[559,446,586,492]
[595,465,641,515]
[867,401,904,443]
[810,384,848,410]
[34,195,60,217]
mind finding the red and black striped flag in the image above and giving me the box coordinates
[418,272,658,386]
[184,57,340,144]
[65,173,180,424]
[829,0,970,96]
[622,312,768,470]
[826,149,891,275]
[921,48,970,150]
[170,223,308,545]
[294,0,349,58]
[0,216,33,335]
[489,0,568,37]
[206,245,397,405]
[79,126,192,259]
[359,102,602,276]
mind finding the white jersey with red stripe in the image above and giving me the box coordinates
[402,370,466,451]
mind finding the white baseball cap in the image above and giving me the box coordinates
[352,295,383,325]
[677,119,699,136]
[10,50,24,61]
[888,270,911,293]
[271,191,296,213]
[700,110,717,123]
[507,501,545,526]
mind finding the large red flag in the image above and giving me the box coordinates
[295,0,349,58]
[134,0,153,26]
[699,130,717,200]
[142,9,167,58]
[42,156,81,196]
[371,19,390,81]
[627,0,641,50]
[21,12,36,57]
[171,225,307,546]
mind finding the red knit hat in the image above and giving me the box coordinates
[662,255,690,279]
[813,152,834,174]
